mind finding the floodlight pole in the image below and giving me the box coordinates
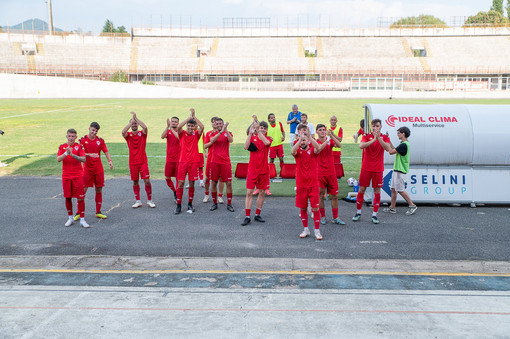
[46,0,54,34]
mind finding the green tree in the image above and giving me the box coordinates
[491,0,504,14]
[465,10,509,25]
[117,25,127,33]
[506,0,510,20]
[102,19,115,33]
[391,15,447,27]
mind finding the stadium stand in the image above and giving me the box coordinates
[1,27,509,91]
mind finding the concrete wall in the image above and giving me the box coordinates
[1,74,510,99]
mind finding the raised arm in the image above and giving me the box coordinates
[177,116,192,133]
[291,134,303,156]
[121,120,132,138]
[377,133,392,152]
[161,118,170,139]
[328,129,342,148]
[244,124,257,150]
[258,130,271,146]
[131,112,148,135]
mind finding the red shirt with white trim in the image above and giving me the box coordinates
[361,133,390,172]
[293,143,319,187]
[210,131,233,165]
[80,135,108,175]
[179,130,202,163]
[124,131,148,165]
[165,130,180,162]
[58,142,85,179]
[316,139,335,177]
[247,133,272,175]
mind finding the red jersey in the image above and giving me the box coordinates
[204,130,215,164]
[80,135,108,175]
[179,130,202,163]
[293,144,319,188]
[165,129,180,162]
[247,133,272,175]
[357,128,365,136]
[316,139,335,177]
[58,142,85,179]
[361,133,390,172]
[124,131,148,165]
[210,130,233,165]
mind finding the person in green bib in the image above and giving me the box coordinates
[384,126,417,215]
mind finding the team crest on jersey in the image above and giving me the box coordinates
[224,133,227,137]
[138,132,142,137]
[97,141,100,146]
[307,150,311,155]
[74,146,79,151]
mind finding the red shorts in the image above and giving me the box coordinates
[295,186,320,209]
[197,153,204,168]
[62,176,85,199]
[129,162,150,181]
[83,171,105,188]
[332,151,341,164]
[246,172,270,190]
[178,161,199,181]
[164,161,179,178]
[359,169,383,188]
[318,174,339,195]
[269,145,284,159]
[210,162,232,182]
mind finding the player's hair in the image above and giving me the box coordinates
[297,124,308,131]
[397,126,411,138]
[267,113,275,119]
[371,119,382,126]
[360,119,365,128]
[259,121,268,129]
[67,128,77,135]
[188,119,197,125]
[301,113,308,118]
[316,124,326,130]
[211,117,218,123]
[216,118,224,123]
[171,116,179,121]
[90,122,100,130]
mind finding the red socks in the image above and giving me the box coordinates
[77,199,85,218]
[245,209,251,217]
[133,185,141,200]
[95,192,102,214]
[176,187,184,204]
[356,192,364,211]
[165,178,175,191]
[332,207,338,219]
[300,209,308,228]
[188,187,195,203]
[319,208,326,218]
[373,193,381,213]
[313,210,321,229]
[255,208,261,216]
[145,184,152,200]
[227,193,232,205]
[212,191,217,204]
[65,198,73,216]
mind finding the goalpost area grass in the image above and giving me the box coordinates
[1,98,509,197]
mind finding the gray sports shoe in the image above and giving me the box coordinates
[406,205,418,215]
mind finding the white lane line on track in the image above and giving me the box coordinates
[0,102,126,120]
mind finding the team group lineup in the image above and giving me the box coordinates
[58,104,417,239]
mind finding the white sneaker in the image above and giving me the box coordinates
[200,180,205,188]
[314,229,323,240]
[147,200,156,208]
[203,195,210,203]
[300,227,310,238]
[218,196,224,204]
[132,201,142,208]
[64,217,74,227]
[80,219,90,228]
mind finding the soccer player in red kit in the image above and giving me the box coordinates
[174,108,204,215]
[204,118,234,212]
[315,124,345,225]
[241,118,272,226]
[292,124,323,240]
[353,118,391,224]
[78,122,113,220]
[121,112,155,209]
[203,117,217,203]
[57,128,88,228]
[161,116,180,203]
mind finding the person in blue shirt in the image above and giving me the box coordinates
[286,104,301,146]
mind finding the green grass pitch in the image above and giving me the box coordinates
[1,98,509,196]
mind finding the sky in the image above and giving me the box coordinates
[0,0,499,33]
